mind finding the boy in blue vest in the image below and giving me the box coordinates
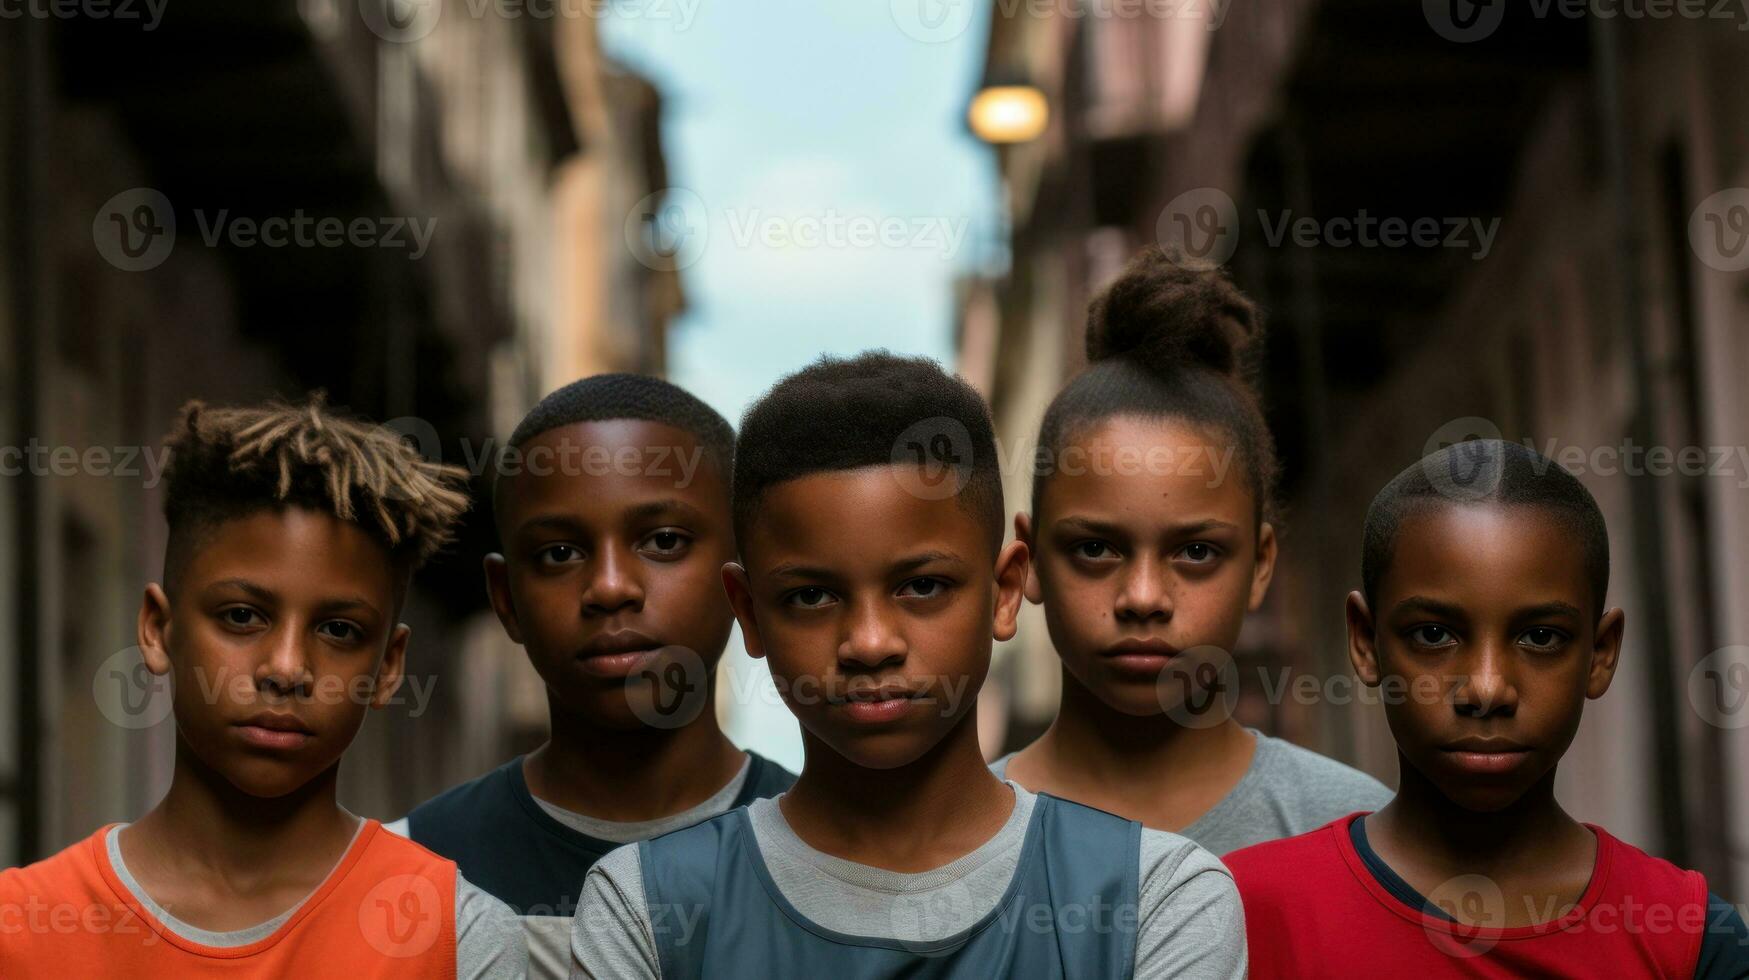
[570,352,1245,978]
[389,375,795,977]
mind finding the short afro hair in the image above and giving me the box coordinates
[496,373,735,523]
[732,351,1003,556]
[161,396,472,591]
[1362,439,1610,612]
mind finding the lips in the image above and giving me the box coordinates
[1101,638,1180,674]
[827,682,931,724]
[1440,736,1533,775]
[233,712,314,751]
[575,630,664,679]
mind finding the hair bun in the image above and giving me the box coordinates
[1084,245,1262,377]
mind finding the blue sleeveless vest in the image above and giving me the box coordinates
[638,793,1141,978]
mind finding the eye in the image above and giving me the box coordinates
[639,529,692,558]
[318,621,364,643]
[1177,542,1221,564]
[785,586,836,609]
[1518,627,1568,651]
[1407,624,1458,648]
[219,606,265,630]
[897,576,950,599]
[537,543,582,567]
[1071,540,1117,561]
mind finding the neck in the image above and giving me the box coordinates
[1374,755,1580,869]
[1037,665,1249,778]
[131,737,354,875]
[781,710,1011,867]
[527,691,744,820]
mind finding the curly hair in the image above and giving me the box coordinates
[161,395,472,586]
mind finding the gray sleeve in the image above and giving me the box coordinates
[1133,830,1247,980]
[383,816,410,838]
[456,873,529,980]
[570,844,661,980]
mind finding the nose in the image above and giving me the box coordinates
[582,543,644,616]
[1453,639,1518,719]
[838,598,908,671]
[257,625,313,700]
[1115,553,1173,624]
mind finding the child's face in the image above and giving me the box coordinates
[140,507,409,798]
[1348,503,1623,812]
[725,465,1027,770]
[487,420,736,730]
[1021,417,1274,717]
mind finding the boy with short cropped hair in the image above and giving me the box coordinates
[389,374,794,977]
[1226,439,1749,978]
[0,397,525,979]
[571,352,1246,978]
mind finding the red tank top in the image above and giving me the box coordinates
[1226,813,1707,979]
[0,820,457,978]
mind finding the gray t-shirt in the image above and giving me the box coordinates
[991,729,1393,855]
[570,783,1246,978]
[106,821,525,979]
[384,754,757,978]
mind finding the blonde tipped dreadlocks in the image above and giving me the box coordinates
[162,395,471,569]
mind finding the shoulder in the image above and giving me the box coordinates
[0,828,109,901]
[404,758,522,838]
[1222,819,1350,896]
[742,752,798,799]
[1591,825,1709,902]
[1249,735,1392,810]
[454,873,528,978]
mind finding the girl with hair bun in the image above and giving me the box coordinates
[994,246,1390,855]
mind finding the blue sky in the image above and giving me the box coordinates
[603,0,1000,768]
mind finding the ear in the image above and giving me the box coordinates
[1013,512,1043,605]
[371,624,410,709]
[1247,521,1278,611]
[1346,590,1382,687]
[992,538,1030,643]
[137,584,174,677]
[721,561,765,659]
[482,553,524,645]
[1586,607,1625,699]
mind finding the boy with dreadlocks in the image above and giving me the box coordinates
[0,397,527,979]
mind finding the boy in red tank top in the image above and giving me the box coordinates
[1226,440,1748,979]
[0,398,525,978]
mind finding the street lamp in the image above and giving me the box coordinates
[967,82,1048,144]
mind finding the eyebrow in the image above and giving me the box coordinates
[206,579,381,618]
[1390,595,1467,620]
[767,550,965,581]
[514,514,586,538]
[1514,601,1583,620]
[622,498,705,525]
[1054,516,1239,536]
